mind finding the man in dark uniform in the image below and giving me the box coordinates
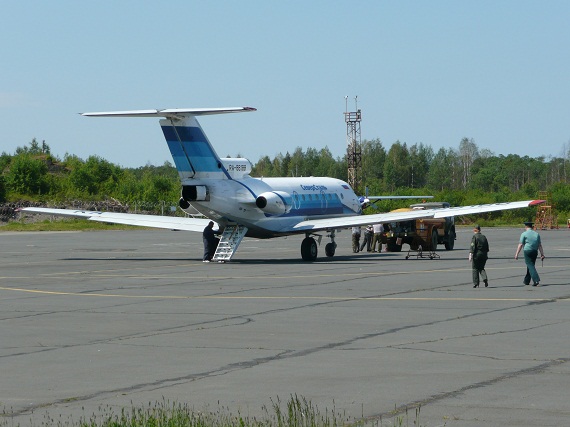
[202,221,218,262]
[469,224,489,288]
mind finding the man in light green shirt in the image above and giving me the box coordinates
[514,222,545,286]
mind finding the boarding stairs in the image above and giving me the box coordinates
[212,224,248,262]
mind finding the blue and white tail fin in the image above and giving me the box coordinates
[160,114,225,180]
[82,107,256,181]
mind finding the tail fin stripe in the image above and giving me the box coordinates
[167,122,195,175]
[162,125,223,174]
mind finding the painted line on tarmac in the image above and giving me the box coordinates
[1,263,564,282]
[0,265,533,281]
[0,286,558,302]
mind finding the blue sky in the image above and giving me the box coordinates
[2,1,569,168]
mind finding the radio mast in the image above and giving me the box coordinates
[345,96,362,194]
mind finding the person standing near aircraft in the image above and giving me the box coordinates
[202,221,219,262]
[514,222,545,286]
[469,225,489,288]
[351,226,361,253]
[371,223,384,252]
[360,225,374,252]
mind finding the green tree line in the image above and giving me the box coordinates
[1,137,569,222]
[0,139,180,210]
[251,137,570,221]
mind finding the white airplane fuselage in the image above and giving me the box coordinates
[181,176,362,238]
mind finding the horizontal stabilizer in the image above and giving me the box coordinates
[81,107,256,119]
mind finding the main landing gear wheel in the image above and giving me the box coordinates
[301,237,318,261]
[325,242,336,257]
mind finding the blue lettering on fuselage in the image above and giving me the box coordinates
[300,184,328,191]
[260,190,353,217]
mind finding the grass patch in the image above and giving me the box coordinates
[1,396,426,427]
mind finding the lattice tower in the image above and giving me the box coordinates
[345,102,362,195]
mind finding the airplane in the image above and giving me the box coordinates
[21,107,545,262]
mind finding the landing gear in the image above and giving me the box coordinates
[324,229,337,258]
[301,237,318,261]
[300,230,337,261]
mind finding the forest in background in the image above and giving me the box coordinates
[1,137,569,224]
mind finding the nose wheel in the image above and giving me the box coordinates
[325,229,337,257]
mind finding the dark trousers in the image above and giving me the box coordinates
[360,232,372,252]
[472,254,488,286]
[523,249,540,284]
[203,238,213,261]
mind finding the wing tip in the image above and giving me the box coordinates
[529,200,546,206]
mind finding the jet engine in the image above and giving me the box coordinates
[255,191,293,215]
[181,185,209,201]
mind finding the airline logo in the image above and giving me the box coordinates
[300,184,328,191]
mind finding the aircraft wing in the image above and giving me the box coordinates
[291,210,434,231]
[289,199,544,232]
[366,195,433,200]
[21,199,543,234]
[19,208,215,232]
[428,200,544,218]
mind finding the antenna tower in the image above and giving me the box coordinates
[345,96,362,194]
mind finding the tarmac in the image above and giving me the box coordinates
[0,226,569,426]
